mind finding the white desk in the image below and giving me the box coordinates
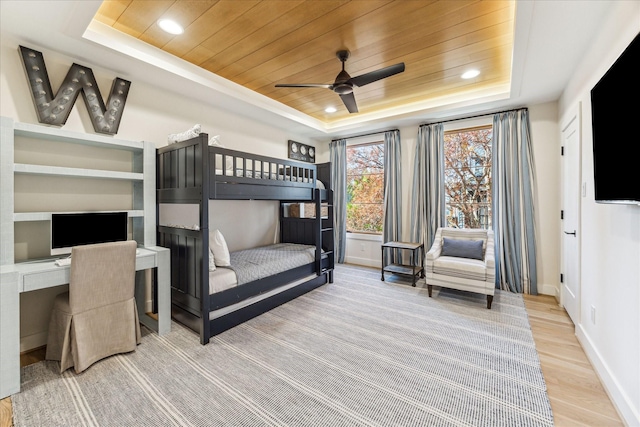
[0,246,170,399]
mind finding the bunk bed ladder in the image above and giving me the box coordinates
[315,188,335,282]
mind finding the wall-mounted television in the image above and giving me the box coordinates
[590,31,640,205]
[51,212,128,256]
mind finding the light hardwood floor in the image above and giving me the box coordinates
[0,295,624,427]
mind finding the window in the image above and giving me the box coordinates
[346,142,384,233]
[444,126,492,229]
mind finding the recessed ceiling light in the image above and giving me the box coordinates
[461,69,480,79]
[157,19,183,35]
[325,106,337,113]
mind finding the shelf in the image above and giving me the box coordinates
[14,164,143,181]
[383,264,423,276]
[14,210,144,222]
[14,121,143,151]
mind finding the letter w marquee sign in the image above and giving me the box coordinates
[19,46,131,135]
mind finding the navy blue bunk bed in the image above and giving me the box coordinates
[156,133,334,344]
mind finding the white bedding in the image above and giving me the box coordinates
[208,243,316,295]
[209,267,238,294]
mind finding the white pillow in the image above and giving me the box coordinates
[208,135,223,147]
[209,250,216,271]
[209,136,234,171]
[209,229,230,266]
[167,124,201,144]
[316,180,326,189]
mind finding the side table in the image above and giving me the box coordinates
[381,241,424,286]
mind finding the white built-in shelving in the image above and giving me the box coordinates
[0,116,156,265]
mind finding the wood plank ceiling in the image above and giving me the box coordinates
[94,0,515,123]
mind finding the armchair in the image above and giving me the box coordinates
[425,227,495,309]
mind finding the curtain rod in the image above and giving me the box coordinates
[421,107,528,127]
[331,128,398,142]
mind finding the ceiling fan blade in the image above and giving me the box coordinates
[274,83,332,88]
[340,92,358,113]
[350,63,405,87]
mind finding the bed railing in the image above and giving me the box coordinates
[209,146,316,200]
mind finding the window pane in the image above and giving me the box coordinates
[444,127,492,229]
[346,142,384,233]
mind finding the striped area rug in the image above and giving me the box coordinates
[12,264,554,426]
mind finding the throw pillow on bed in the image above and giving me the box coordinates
[209,250,216,271]
[441,237,484,260]
[210,229,231,266]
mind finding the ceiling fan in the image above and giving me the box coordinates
[275,50,405,113]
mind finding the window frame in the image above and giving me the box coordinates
[443,124,493,230]
[345,140,385,235]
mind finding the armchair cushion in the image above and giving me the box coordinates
[441,238,484,260]
[434,256,487,281]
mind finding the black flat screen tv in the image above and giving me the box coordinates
[590,32,640,205]
[51,212,128,256]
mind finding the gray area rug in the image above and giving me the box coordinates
[13,264,554,426]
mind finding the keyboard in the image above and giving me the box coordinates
[54,258,71,267]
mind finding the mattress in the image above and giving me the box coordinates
[209,243,315,295]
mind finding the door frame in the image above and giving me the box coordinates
[560,102,582,321]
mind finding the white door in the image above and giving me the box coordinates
[561,106,581,325]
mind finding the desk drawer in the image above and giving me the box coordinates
[22,269,69,292]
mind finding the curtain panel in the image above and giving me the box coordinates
[329,139,347,263]
[492,109,538,294]
[410,123,445,250]
[383,130,402,265]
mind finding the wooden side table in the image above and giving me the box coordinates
[381,241,424,286]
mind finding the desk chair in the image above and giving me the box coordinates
[425,227,495,309]
[45,240,141,373]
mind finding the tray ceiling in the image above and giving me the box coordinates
[94,0,515,124]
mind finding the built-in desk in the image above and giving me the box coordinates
[0,246,170,399]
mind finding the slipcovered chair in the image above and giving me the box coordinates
[45,240,141,373]
[425,227,495,309]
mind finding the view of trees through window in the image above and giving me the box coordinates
[444,127,492,229]
[346,142,384,233]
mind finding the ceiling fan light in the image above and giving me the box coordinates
[461,69,480,79]
[158,19,184,35]
[325,106,337,113]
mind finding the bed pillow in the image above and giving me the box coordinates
[440,237,484,260]
[209,135,234,171]
[316,180,326,189]
[167,123,201,144]
[210,229,230,266]
[208,135,224,147]
[209,250,216,271]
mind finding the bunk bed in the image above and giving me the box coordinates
[156,133,334,344]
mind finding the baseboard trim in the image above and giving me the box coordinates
[576,324,640,426]
[539,283,559,299]
[344,256,379,269]
[20,331,48,353]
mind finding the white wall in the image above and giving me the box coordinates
[558,2,640,424]
[0,38,316,350]
[343,111,562,298]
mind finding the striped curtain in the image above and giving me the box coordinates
[492,109,538,294]
[383,130,402,265]
[330,139,347,263]
[410,123,445,251]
